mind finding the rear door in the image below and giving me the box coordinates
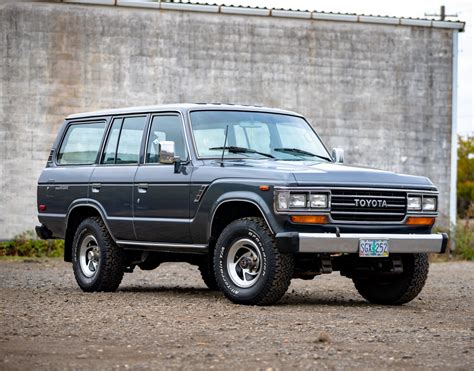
[89,115,148,240]
[133,113,192,243]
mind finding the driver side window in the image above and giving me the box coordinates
[146,115,187,164]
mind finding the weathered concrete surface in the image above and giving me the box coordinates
[0,2,454,238]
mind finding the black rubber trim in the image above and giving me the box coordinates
[120,244,208,255]
[440,232,449,253]
[275,232,299,253]
[35,224,52,240]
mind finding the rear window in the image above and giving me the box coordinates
[57,122,106,165]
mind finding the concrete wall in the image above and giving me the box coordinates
[0,2,454,238]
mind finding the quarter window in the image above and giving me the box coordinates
[101,116,147,165]
[57,122,106,165]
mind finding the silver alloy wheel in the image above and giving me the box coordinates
[226,238,262,288]
[79,234,100,278]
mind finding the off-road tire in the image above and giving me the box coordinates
[214,217,294,305]
[353,253,429,305]
[72,217,124,292]
[198,261,219,291]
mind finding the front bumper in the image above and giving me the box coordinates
[276,232,448,254]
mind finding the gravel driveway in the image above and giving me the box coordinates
[0,259,473,370]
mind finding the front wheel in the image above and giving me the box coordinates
[353,253,429,305]
[213,217,294,305]
[72,217,124,292]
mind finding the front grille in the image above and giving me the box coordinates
[330,189,407,222]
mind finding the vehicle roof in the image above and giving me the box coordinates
[66,103,303,120]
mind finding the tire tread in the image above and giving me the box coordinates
[353,253,429,305]
[214,217,294,305]
[72,217,124,292]
[198,263,219,291]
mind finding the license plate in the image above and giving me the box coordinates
[359,239,389,257]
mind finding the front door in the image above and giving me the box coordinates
[133,113,192,243]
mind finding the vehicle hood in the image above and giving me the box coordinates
[215,159,435,189]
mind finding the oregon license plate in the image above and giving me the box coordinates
[359,239,389,257]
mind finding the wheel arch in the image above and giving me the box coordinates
[209,196,275,244]
[64,202,114,262]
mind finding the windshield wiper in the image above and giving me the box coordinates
[274,147,332,162]
[209,146,274,158]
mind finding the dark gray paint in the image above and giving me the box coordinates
[89,166,137,240]
[37,105,438,252]
[133,164,192,243]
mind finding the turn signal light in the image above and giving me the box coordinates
[290,215,328,224]
[406,217,435,226]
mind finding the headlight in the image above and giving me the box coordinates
[407,196,422,211]
[275,191,329,211]
[422,197,437,211]
[310,194,328,208]
[289,194,307,208]
[276,191,290,210]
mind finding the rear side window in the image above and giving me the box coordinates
[57,122,106,165]
[101,116,147,165]
[102,119,122,164]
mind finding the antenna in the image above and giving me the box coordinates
[425,5,458,21]
[220,125,229,167]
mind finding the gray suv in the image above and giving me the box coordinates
[36,104,447,305]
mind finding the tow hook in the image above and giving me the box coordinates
[392,257,403,274]
[321,256,333,274]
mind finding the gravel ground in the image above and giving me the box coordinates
[0,259,473,370]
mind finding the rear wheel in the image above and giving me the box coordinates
[353,253,429,305]
[72,217,124,292]
[198,261,219,291]
[214,217,294,305]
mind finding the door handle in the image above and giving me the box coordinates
[137,183,149,194]
[91,183,101,193]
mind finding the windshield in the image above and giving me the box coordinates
[189,110,331,161]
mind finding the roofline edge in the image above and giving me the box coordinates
[60,0,465,31]
[65,104,304,120]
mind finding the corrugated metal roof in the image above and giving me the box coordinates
[62,0,465,31]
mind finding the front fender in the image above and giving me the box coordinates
[189,183,287,244]
[209,191,278,235]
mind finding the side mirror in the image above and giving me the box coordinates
[331,148,344,163]
[159,141,175,164]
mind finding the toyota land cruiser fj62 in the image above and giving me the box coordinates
[36,104,448,305]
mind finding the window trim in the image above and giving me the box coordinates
[55,119,108,166]
[143,112,190,166]
[187,109,333,161]
[100,117,123,165]
[98,114,149,167]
